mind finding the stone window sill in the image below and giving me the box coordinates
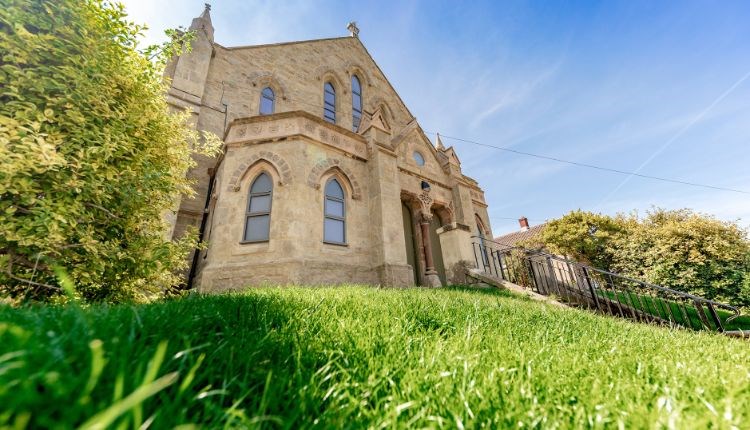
[323,241,349,247]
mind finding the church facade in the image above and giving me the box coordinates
[166,6,492,291]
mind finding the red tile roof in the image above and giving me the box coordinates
[493,224,546,248]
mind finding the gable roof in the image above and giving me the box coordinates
[494,224,546,248]
[215,36,417,128]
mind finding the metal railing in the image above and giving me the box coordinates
[471,236,741,332]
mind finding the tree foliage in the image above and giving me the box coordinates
[539,209,750,308]
[537,209,627,269]
[0,0,221,302]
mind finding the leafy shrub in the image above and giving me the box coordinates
[611,209,750,308]
[539,208,750,308]
[0,0,220,302]
[539,209,627,269]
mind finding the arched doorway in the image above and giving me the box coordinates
[400,194,447,287]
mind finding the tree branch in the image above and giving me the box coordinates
[5,271,60,291]
[85,202,120,219]
[5,254,60,291]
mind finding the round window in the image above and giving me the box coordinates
[413,151,425,166]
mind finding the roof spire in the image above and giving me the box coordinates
[347,21,360,38]
[190,3,214,41]
[435,133,445,150]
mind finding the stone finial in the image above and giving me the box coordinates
[190,2,214,41]
[435,133,445,150]
[199,3,212,20]
[347,21,360,38]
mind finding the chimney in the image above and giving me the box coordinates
[519,216,529,231]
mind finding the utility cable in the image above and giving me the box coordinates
[423,131,749,195]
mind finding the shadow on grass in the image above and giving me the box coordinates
[598,290,750,331]
[444,285,519,298]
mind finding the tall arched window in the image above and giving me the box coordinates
[323,82,336,124]
[243,173,272,242]
[476,214,489,265]
[323,178,346,244]
[259,87,275,115]
[475,214,486,239]
[351,75,362,131]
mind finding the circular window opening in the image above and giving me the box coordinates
[413,151,425,166]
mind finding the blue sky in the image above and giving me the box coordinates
[121,0,750,235]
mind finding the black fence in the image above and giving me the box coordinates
[471,236,740,332]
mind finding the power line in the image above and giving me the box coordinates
[225,90,748,195]
[424,131,750,195]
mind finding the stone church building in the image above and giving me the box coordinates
[166,5,493,291]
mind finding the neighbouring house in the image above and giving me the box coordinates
[493,217,545,249]
[490,217,567,295]
[165,5,492,291]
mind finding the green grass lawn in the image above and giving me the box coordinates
[1,286,749,429]
[596,289,750,332]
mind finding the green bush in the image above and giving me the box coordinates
[0,0,220,302]
[540,208,750,308]
[537,209,626,269]
[611,209,750,308]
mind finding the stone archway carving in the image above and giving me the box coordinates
[307,158,361,200]
[313,66,346,92]
[248,72,289,101]
[433,201,454,226]
[416,189,434,221]
[475,213,490,235]
[227,151,292,192]
[344,62,373,88]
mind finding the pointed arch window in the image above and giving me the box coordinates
[260,87,275,115]
[475,214,489,265]
[475,214,487,238]
[323,82,336,124]
[323,178,346,244]
[351,75,362,131]
[243,173,273,242]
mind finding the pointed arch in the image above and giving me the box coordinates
[242,172,273,242]
[351,74,363,131]
[366,97,393,127]
[323,81,336,124]
[259,87,275,115]
[475,213,489,236]
[344,62,373,89]
[307,158,361,200]
[313,67,346,92]
[248,72,289,101]
[323,177,347,244]
[227,151,292,192]
[432,201,454,226]
[391,124,451,173]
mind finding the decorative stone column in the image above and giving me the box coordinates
[417,189,442,287]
